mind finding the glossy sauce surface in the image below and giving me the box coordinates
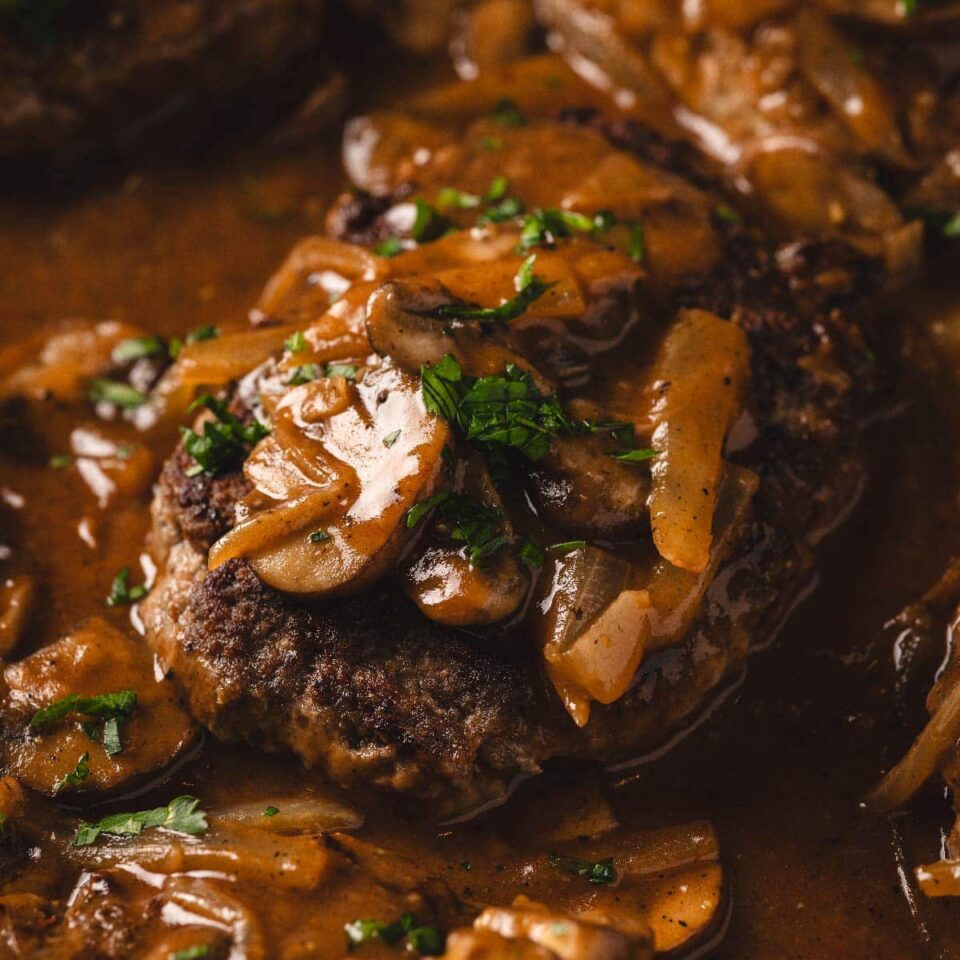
[1,51,960,958]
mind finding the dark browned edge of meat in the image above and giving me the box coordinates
[143,115,884,816]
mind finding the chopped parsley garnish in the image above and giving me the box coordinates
[517,208,616,251]
[88,379,148,409]
[383,429,402,448]
[72,795,209,847]
[53,753,90,795]
[549,853,617,884]
[0,812,6,834]
[374,237,405,258]
[31,691,137,732]
[611,447,658,463]
[421,354,572,462]
[407,492,509,566]
[106,567,149,606]
[411,199,453,243]
[308,530,331,544]
[479,135,503,151]
[102,718,124,757]
[943,212,960,239]
[180,395,269,478]
[423,254,554,323]
[549,540,586,555]
[325,362,359,380]
[285,330,307,353]
[262,806,280,818]
[491,97,527,127]
[437,187,481,210]
[344,912,444,954]
[49,454,72,470]
[481,196,524,224]
[902,0,919,16]
[32,690,137,758]
[111,336,164,364]
[627,222,646,263]
[713,203,741,226]
[520,536,545,567]
[288,364,321,385]
[485,176,508,202]
[171,948,210,960]
[169,325,220,359]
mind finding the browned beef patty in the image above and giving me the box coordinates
[142,206,880,813]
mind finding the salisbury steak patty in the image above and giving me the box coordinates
[143,75,880,811]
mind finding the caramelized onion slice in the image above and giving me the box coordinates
[866,674,960,814]
[216,364,451,597]
[212,794,363,834]
[647,308,750,573]
[916,859,960,898]
[474,902,646,960]
[539,547,649,725]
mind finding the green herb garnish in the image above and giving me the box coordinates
[72,795,209,847]
[169,324,220,359]
[423,254,554,323]
[550,853,616,884]
[88,379,148,409]
[48,454,72,470]
[344,913,444,954]
[611,447,658,463]
[520,536,545,567]
[170,947,210,960]
[111,336,164,364]
[713,204,741,226]
[180,395,269,478]
[549,540,586,556]
[325,362,359,381]
[517,208,616,251]
[383,429,402,448]
[308,530,331,544]
[407,492,508,566]
[421,354,571,462]
[106,567,149,606]
[31,690,137,732]
[53,753,90,795]
[491,97,527,127]
[374,237,405,258]
[285,330,307,353]
[437,187,481,210]
[943,212,960,239]
[411,199,453,243]
[288,364,321,385]
[262,806,280,818]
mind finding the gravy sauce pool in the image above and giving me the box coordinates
[1,52,959,957]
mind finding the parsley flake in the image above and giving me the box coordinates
[325,362,359,380]
[106,567,149,606]
[262,806,280,818]
[170,948,210,960]
[374,237,405,258]
[53,753,90,795]
[88,379,148,409]
[111,336,164,364]
[72,795,209,847]
[550,853,617,884]
[308,530,331,544]
[407,492,509,566]
[491,97,527,127]
[180,395,269,478]
[344,913,444,954]
[383,429,402,448]
[549,540,586,556]
[285,330,307,353]
[423,254,554,323]
[611,447,658,463]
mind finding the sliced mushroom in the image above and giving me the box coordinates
[209,363,451,597]
[365,276,556,390]
[400,451,529,627]
[528,432,651,539]
[2,617,197,798]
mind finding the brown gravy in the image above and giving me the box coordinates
[1,60,959,958]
